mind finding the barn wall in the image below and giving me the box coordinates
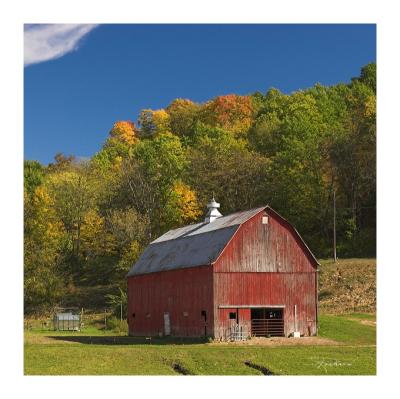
[127,265,214,337]
[214,272,317,338]
[213,209,317,339]
[214,210,317,273]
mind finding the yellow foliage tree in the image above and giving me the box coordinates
[109,120,138,145]
[80,209,117,259]
[24,185,65,310]
[165,181,201,228]
[117,240,141,273]
[138,109,171,136]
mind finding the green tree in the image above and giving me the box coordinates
[187,123,269,214]
[138,109,171,137]
[24,160,45,196]
[166,98,200,138]
[45,167,98,276]
[121,133,188,237]
[353,62,376,93]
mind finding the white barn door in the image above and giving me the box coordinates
[163,312,171,336]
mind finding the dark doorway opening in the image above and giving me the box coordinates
[251,308,284,337]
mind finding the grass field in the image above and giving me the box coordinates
[24,313,376,375]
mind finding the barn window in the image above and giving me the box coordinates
[201,310,207,321]
[262,216,269,224]
[183,311,188,317]
[131,313,136,318]
[145,313,151,318]
[229,312,236,320]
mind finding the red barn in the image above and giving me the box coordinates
[127,199,319,340]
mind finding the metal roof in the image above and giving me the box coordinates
[127,205,319,276]
[54,313,80,321]
[128,207,265,276]
[152,206,265,243]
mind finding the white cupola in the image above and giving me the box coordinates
[204,197,222,223]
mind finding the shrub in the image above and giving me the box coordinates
[106,316,128,334]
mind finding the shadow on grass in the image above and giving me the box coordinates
[47,335,209,346]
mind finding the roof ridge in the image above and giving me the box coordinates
[151,206,267,244]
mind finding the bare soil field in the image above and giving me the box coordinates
[318,258,376,314]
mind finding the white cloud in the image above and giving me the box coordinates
[24,24,98,66]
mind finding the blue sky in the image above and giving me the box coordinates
[24,24,376,164]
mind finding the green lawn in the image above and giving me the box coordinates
[24,313,376,375]
[318,314,376,345]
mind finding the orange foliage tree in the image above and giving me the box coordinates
[200,94,254,135]
[109,120,138,145]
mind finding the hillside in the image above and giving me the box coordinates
[54,258,376,316]
[24,63,376,313]
[318,259,376,314]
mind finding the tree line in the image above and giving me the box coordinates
[24,63,376,313]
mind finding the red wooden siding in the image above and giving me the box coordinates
[213,210,317,338]
[214,210,317,273]
[213,272,317,338]
[127,265,214,337]
[127,206,318,339]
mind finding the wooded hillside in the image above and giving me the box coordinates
[24,63,376,313]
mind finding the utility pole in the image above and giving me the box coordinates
[333,190,337,262]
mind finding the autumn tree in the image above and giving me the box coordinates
[24,185,65,312]
[199,94,254,135]
[23,63,376,311]
[138,109,171,137]
[166,98,200,138]
[164,181,202,227]
[109,120,138,145]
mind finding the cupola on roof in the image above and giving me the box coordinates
[204,196,222,223]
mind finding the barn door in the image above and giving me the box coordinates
[251,308,284,337]
[163,312,171,336]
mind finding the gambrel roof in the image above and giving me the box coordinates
[127,206,319,277]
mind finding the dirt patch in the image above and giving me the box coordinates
[25,333,77,345]
[344,317,376,327]
[209,336,339,346]
[318,259,376,314]
[360,320,376,327]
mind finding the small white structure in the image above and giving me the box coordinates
[204,197,222,223]
[53,309,81,331]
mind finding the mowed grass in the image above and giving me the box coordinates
[24,313,376,375]
[319,314,376,345]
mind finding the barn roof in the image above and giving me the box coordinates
[127,207,265,276]
[127,205,319,276]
